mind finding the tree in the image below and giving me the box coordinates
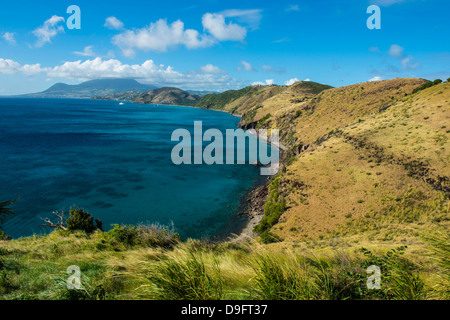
[42,208,102,234]
[0,198,18,230]
[41,210,67,231]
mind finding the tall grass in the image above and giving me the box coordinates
[143,252,224,300]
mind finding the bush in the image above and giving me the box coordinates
[66,209,102,234]
[0,198,18,231]
[106,223,180,248]
[254,174,286,235]
[259,231,281,244]
[0,231,12,241]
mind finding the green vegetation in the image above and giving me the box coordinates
[1,229,445,300]
[194,86,256,110]
[0,199,18,240]
[66,209,103,234]
[254,175,286,236]
[411,79,442,94]
[1,78,449,301]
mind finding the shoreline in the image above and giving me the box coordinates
[5,97,276,242]
[135,101,283,242]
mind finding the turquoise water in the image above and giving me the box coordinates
[0,98,264,239]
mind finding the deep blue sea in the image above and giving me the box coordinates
[0,98,265,239]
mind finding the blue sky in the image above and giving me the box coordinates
[0,0,448,94]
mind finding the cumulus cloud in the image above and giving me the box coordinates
[284,78,299,86]
[0,58,42,76]
[252,79,274,86]
[0,57,238,91]
[200,64,226,74]
[2,32,16,45]
[112,19,214,57]
[237,61,257,72]
[202,13,247,41]
[104,16,124,30]
[0,58,20,74]
[74,46,96,57]
[32,15,65,47]
[111,11,257,56]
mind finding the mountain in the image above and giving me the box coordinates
[194,81,333,116]
[133,87,201,106]
[22,79,157,99]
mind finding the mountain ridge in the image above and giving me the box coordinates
[20,78,157,99]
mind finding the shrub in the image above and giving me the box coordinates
[106,223,180,248]
[0,231,12,241]
[254,200,286,234]
[0,198,18,231]
[66,209,102,234]
[259,231,281,244]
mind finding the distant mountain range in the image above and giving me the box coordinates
[21,79,157,99]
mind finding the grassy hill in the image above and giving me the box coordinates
[133,87,201,106]
[1,78,449,300]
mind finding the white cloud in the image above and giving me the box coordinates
[304,78,311,81]
[0,57,238,91]
[388,44,404,58]
[0,58,42,76]
[112,19,214,57]
[200,64,226,74]
[202,13,247,41]
[111,11,255,56]
[2,32,16,45]
[32,15,65,47]
[252,79,274,86]
[284,78,299,86]
[0,59,20,74]
[74,46,96,57]
[21,63,43,76]
[262,65,285,74]
[369,76,383,82]
[104,16,124,30]
[237,61,257,72]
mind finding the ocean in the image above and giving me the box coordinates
[0,98,265,239]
